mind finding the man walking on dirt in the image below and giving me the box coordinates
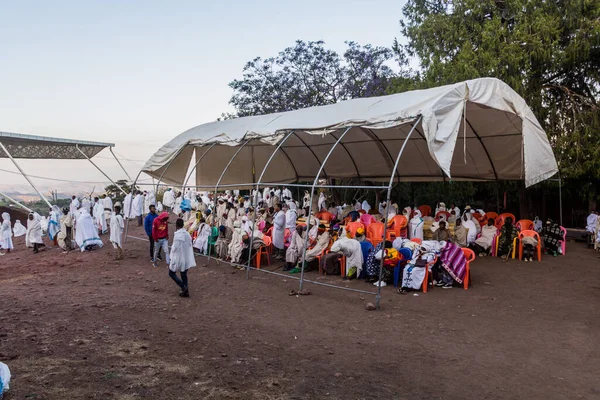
[144,205,162,262]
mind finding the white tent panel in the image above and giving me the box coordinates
[143,78,558,188]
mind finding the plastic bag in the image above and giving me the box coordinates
[0,362,11,395]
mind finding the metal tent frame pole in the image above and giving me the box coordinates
[558,173,563,227]
[375,115,422,308]
[75,145,128,196]
[0,191,34,213]
[208,139,252,266]
[298,126,353,292]
[246,131,296,279]
[0,141,52,208]
[109,148,133,181]
[181,144,217,190]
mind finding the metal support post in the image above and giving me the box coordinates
[0,191,34,212]
[298,126,353,292]
[109,147,133,181]
[0,141,53,208]
[75,145,128,196]
[375,115,422,309]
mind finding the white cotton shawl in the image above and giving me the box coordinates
[169,228,196,272]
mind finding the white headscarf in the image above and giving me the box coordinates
[13,219,27,237]
[361,201,371,213]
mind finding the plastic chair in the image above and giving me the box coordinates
[421,255,438,293]
[387,215,408,240]
[461,248,475,290]
[518,230,542,261]
[435,211,451,221]
[393,248,412,288]
[560,226,567,255]
[346,221,365,238]
[255,235,272,269]
[418,205,432,217]
[367,221,385,247]
[481,211,498,224]
[516,219,534,231]
[316,239,333,275]
[495,213,517,230]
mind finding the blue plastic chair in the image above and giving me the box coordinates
[393,248,413,288]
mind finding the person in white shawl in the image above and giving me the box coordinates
[318,192,327,212]
[586,211,598,233]
[329,235,363,276]
[462,213,477,245]
[132,191,144,225]
[110,205,125,260]
[240,216,252,235]
[409,210,424,240]
[93,199,107,235]
[69,195,80,217]
[162,188,175,211]
[284,202,297,231]
[123,193,134,219]
[0,212,13,254]
[81,197,91,213]
[13,219,27,237]
[75,208,103,252]
[301,226,330,263]
[144,191,155,214]
[272,203,286,259]
[228,220,245,264]
[472,218,497,255]
[285,225,306,271]
[435,202,447,215]
[26,213,44,252]
[361,201,371,213]
[48,206,62,243]
[282,187,293,200]
[169,218,195,297]
[193,218,211,255]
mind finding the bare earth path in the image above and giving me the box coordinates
[1,224,599,399]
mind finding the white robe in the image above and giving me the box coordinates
[286,230,305,264]
[26,217,43,246]
[272,210,286,250]
[163,190,175,208]
[75,210,103,251]
[330,237,363,276]
[318,193,327,211]
[70,198,80,217]
[474,225,497,250]
[409,211,424,240]
[109,212,124,248]
[1,213,13,250]
[361,201,371,213]
[303,231,330,263]
[13,220,27,237]
[93,202,107,234]
[103,196,113,211]
[285,209,297,230]
[132,195,143,217]
[81,198,91,213]
[193,223,211,254]
[586,213,598,233]
[145,192,156,214]
[169,229,196,272]
[226,208,236,229]
[282,188,293,200]
[463,219,477,245]
[228,226,245,263]
[123,193,133,218]
[174,196,182,215]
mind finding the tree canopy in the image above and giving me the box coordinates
[228,40,395,116]
[392,0,600,179]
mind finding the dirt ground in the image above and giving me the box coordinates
[1,224,599,400]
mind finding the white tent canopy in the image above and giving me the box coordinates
[142,78,558,188]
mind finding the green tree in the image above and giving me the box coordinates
[393,0,600,179]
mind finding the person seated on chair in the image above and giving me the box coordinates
[542,219,563,256]
[432,221,451,241]
[239,230,266,265]
[355,228,373,278]
[346,213,365,238]
[470,218,497,256]
[301,224,331,269]
[285,225,306,272]
[447,210,457,224]
[586,210,598,234]
[497,217,517,259]
[452,218,468,247]
[521,235,538,262]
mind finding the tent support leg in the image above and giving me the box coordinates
[209,139,252,267]
[123,170,143,245]
[0,191,33,213]
[375,115,422,309]
[75,145,127,196]
[298,127,353,292]
[0,141,53,208]
[154,145,189,194]
[246,131,296,279]
[109,148,132,181]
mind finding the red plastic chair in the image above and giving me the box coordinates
[461,248,476,290]
[346,221,365,238]
[315,211,335,223]
[495,213,516,230]
[418,205,432,217]
[481,212,498,224]
[435,211,451,221]
[516,219,534,231]
[255,235,272,269]
[367,221,385,247]
[316,239,334,275]
[518,230,542,261]
[421,255,438,293]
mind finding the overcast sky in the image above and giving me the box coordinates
[0,0,407,192]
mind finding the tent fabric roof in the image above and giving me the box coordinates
[0,131,114,159]
[142,78,558,188]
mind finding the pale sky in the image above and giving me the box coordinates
[0,0,407,194]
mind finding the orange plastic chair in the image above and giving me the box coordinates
[481,211,498,224]
[516,219,534,231]
[315,211,334,223]
[495,213,516,230]
[461,248,476,290]
[367,221,385,247]
[255,235,272,269]
[418,205,432,217]
[346,221,365,238]
[387,215,408,240]
[316,239,334,275]
[518,230,542,261]
[421,255,438,293]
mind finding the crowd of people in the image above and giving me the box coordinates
[0,186,572,295]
